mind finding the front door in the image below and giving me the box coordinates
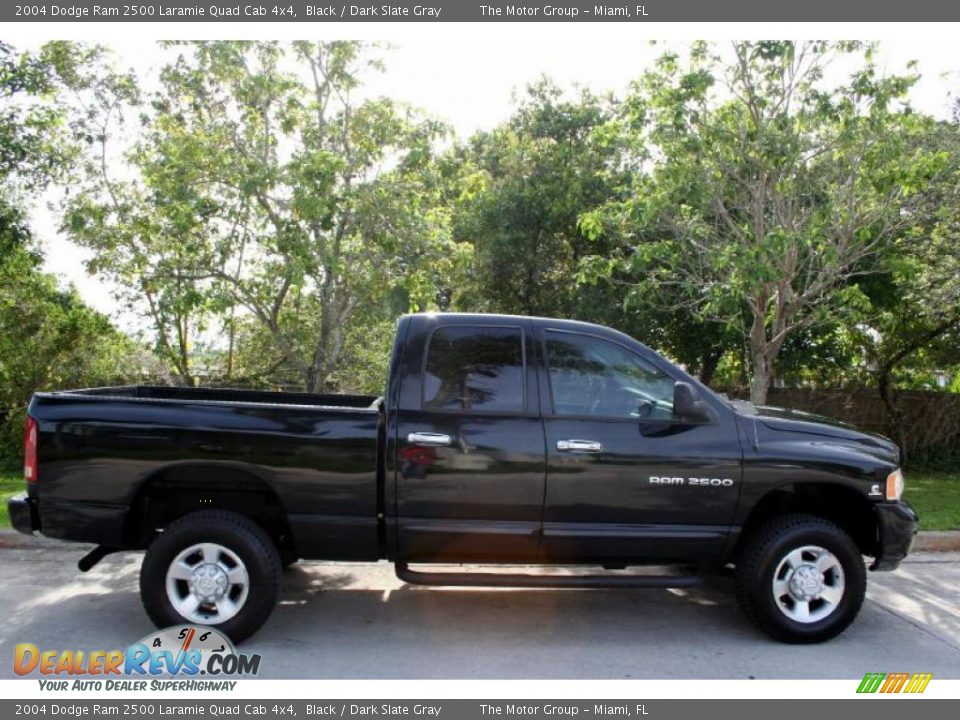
[539,328,742,564]
[396,322,546,562]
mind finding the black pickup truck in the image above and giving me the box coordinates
[9,313,917,643]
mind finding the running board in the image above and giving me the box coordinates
[395,563,702,589]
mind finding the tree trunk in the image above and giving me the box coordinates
[175,314,193,387]
[748,313,771,405]
[225,236,246,382]
[749,361,769,405]
[698,347,724,387]
[877,368,907,465]
[306,355,325,394]
[226,318,235,380]
[875,315,960,465]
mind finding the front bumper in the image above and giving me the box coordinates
[871,501,918,571]
[7,492,40,536]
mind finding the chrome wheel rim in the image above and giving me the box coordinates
[165,543,249,624]
[772,545,845,624]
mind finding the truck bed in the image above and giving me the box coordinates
[27,386,385,561]
[46,385,381,409]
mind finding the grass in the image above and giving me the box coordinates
[0,468,956,531]
[0,469,24,529]
[904,470,960,531]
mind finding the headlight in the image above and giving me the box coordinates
[886,469,905,501]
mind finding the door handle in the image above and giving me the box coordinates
[557,439,604,453]
[407,432,453,447]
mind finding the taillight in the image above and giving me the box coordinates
[24,416,38,483]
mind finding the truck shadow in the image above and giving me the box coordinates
[252,560,960,678]
[258,562,756,678]
[3,547,959,679]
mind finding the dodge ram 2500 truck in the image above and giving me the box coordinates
[8,313,917,643]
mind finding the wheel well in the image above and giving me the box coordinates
[734,483,878,560]
[124,465,294,555]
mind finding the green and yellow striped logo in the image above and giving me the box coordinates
[857,672,932,694]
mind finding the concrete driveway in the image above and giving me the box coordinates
[2,532,958,679]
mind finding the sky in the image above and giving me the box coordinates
[25,39,960,326]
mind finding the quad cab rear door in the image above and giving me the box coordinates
[392,316,546,562]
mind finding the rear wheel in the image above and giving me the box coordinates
[140,511,282,643]
[736,514,866,643]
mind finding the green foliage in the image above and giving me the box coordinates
[0,42,141,466]
[448,80,627,320]
[582,41,944,403]
[0,203,142,465]
[1,41,85,189]
[0,470,23,526]
[839,120,960,459]
[904,471,960,531]
[65,41,469,391]
[1,39,958,467]
[325,314,398,395]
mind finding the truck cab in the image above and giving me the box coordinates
[386,313,742,565]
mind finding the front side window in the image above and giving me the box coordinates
[545,331,675,420]
[423,326,524,413]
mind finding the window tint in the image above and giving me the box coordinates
[423,326,524,413]
[545,332,675,419]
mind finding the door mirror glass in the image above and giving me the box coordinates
[673,381,711,423]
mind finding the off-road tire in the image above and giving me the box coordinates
[736,513,866,643]
[140,511,282,643]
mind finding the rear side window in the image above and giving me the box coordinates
[423,326,524,413]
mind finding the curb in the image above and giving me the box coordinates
[913,531,960,552]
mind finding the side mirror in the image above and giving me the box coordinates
[673,381,711,423]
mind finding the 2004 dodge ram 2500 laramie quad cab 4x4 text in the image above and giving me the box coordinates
[9,313,918,644]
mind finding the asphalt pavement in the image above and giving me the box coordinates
[1,531,958,679]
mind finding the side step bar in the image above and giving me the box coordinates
[395,563,702,589]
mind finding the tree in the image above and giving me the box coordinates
[448,80,627,319]
[66,41,467,392]
[581,41,943,403]
[1,41,87,188]
[856,120,960,460]
[57,45,211,384]
[0,42,142,464]
[0,213,142,463]
[64,156,218,385]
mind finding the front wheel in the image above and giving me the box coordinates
[736,514,866,643]
[140,511,282,643]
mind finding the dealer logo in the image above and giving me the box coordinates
[857,672,932,694]
[14,625,261,687]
